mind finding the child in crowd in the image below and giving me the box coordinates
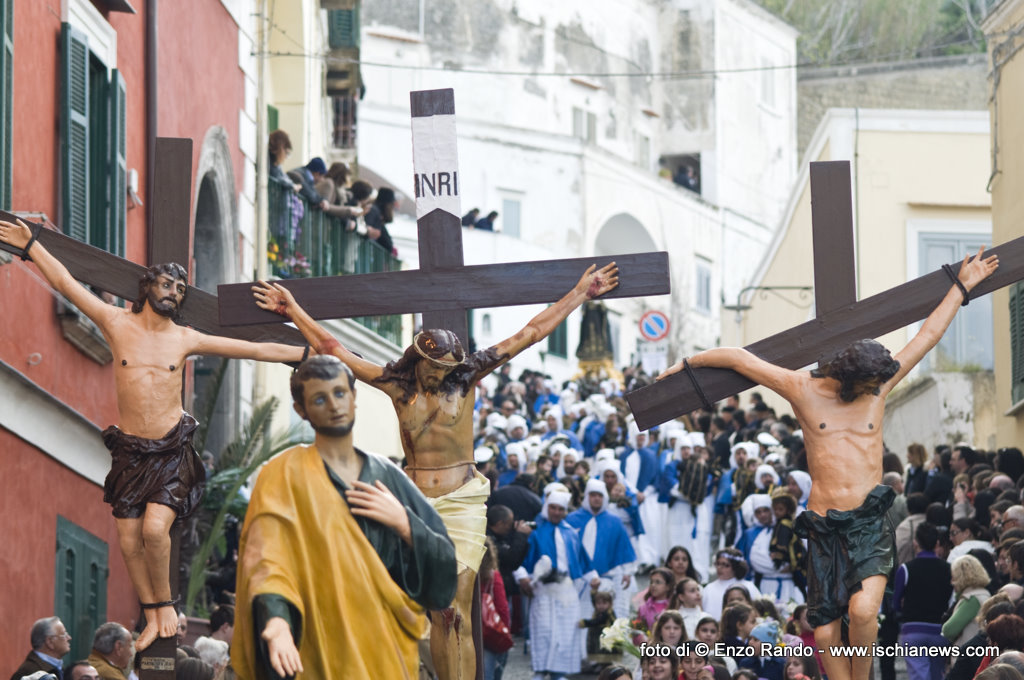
[679,646,717,680]
[651,610,687,646]
[581,591,616,656]
[722,585,754,613]
[694,616,736,675]
[670,578,710,638]
[638,568,675,630]
[768,491,807,598]
[784,655,822,680]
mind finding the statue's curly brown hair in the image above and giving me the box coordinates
[811,339,900,402]
[132,262,187,315]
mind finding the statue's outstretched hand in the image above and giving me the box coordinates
[252,280,298,318]
[657,360,686,381]
[957,246,999,292]
[0,218,32,249]
[576,262,619,300]
[262,617,303,677]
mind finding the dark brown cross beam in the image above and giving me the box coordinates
[0,138,304,346]
[215,89,671,346]
[625,161,1023,430]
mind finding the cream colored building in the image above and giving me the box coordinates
[984,0,1024,448]
[724,108,995,454]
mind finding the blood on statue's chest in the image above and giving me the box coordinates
[399,391,466,434]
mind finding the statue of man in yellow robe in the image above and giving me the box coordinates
[234,355,457,679]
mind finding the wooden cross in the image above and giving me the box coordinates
[215,89,671,347]
[0,138,305,346]
[625,160,1024,430]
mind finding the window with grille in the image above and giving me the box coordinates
[695,259,712,314]
[61,22,126,256]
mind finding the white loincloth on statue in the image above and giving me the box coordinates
[424,469,490,575]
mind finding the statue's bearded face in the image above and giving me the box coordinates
[147,274,186,318]
[415,360,452,392]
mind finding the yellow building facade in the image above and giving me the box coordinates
[984,0,1024,447]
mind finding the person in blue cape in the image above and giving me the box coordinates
[515,490,599,680]
[622,425,662,567]
[567,477,638,620]
[497,442,525,487]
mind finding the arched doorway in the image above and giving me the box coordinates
[191,128,239,460]
[594,212,659,256]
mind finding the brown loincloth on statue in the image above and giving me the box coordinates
[102,413,206,519]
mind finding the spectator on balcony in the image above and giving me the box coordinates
[475,210,499,232]
[268,129,300,192]
[461,208,480,227]
[288,156,330,211]
[364,187,397,255]
[320,162,365,226]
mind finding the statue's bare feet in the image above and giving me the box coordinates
[157,605,179,639]
[136,619,159,652]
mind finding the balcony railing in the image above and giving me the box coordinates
[268,180,403,345]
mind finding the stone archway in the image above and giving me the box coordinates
[191,127,239,460]
[594,212,659,256]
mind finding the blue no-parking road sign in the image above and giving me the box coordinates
[639,310,670,342]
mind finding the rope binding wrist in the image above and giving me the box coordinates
[20,223,41,262]
[683,358,714,411]
[941,263,970,306]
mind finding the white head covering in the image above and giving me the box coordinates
[584,477,609,514]
[543,490,572,520]
[507,414,528,434]
[592,458,624,486]
[560,388,578,408]
[596,448,617,463]
[544,481,570,498]
[486,412,507,433]
[547,441,570,458]
[505,442,525,463]
[757,432,780,447]
[741,492,773,527]
[750,494,772,511]
[787,470,812,503]
[729,441,758,469]
[474,446,494,463]
[688,432,706,449]
[755,463,780,489]
[545,405,564,422]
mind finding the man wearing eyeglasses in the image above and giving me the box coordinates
[9,617,70,680]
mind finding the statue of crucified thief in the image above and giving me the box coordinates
[0,218,307,651]
[252,261,619,680]
[659,247,998,680]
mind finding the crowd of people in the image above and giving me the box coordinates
[10,606,235,680]
[267,128,398,267]
[472,364,1024,680]
[15,358,1024,680]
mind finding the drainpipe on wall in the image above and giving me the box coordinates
[254,0,270,404]
[145,0,157,265]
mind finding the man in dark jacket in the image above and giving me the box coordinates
[893,522,953,680]
[10,617,71,680]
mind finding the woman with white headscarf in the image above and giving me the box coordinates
[787,470,812,514]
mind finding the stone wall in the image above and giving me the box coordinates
[797,54,989,158]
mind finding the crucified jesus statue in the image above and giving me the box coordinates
[0,218,306,652]
[659,247,998,680]
[252,261,619,680]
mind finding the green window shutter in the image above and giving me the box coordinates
[1011,283,1024,405]
[108,69,126,257]
[61,23,90,243]
[548,317,568,358]
[0,0,13,210]
[328,9,360,49]
[55,516,109,663]
[267,104,278,133]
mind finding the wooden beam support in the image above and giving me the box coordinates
[0,211,305,346]
[810,161,857,317]
[216,250,671,326]
[148,138,194,269]
[625,234,1024,430]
